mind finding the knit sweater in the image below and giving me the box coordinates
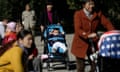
[0,45,24,72]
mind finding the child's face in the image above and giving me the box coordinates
[52,30,59,35]
[16,24,23,33]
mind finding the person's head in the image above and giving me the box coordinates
[51,28,59,35]
[25,4,31,11]
[6,22,16,33]
[17,30,33,48]
[16,20,24,33]
[82,0,95,13]
[2,18,9,26]
[46,2,53,12]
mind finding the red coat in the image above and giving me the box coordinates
[71,10,115,59]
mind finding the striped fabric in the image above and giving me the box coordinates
[98,30,120,59]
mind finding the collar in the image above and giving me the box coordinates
[18,42,28,54]
[83,8,91,17]
[83,8,97,20]
[47,10,52,13]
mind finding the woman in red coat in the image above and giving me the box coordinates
[71,0,115,72]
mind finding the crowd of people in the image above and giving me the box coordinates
[0,0,119,72]
[0,18,38,72]
[0,1,63,72]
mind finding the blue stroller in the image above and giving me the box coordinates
[41,24,69,71]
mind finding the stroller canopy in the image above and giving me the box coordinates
[98,30,120,59]
[44,24,65,38]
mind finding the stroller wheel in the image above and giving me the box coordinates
[47,61,54,71]
[65,54,70,70]
[39,60,43,72]
[66,63,70,70]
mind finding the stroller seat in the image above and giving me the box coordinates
[40,24,70,71]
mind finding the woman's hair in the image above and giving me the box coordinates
[81,0,95,4]
[25,3,32,11]
[81,0,100,12]
[0,30,32,56]
[17,29,32,40]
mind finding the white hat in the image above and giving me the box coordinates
[7,22,16,32]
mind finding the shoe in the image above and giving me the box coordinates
[52,48,57,53]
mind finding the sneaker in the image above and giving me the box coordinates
[52,47,57,53]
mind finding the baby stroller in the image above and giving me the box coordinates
[40,24,70,71]
[97,30,120,72]
[85,31,103,72]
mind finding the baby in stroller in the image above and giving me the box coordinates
[48,28,67,54]
[43,24,68,54]
[41,24,68,58]
[39,25,69,71]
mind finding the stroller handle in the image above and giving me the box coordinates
[88,31,104,52]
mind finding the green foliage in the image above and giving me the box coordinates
[0,0,38,20]
[67,0,82,9]
[0,0,12,20]
[100,0,120,29]
[0,0,120,29]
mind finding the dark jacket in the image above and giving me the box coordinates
[39,10,60,27]
[71,9,115,59]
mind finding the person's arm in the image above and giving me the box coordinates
[74,11,90,39]
[100,11,115,30]
[31,10,35,16]
[10,47,24,72]
[59,26,65,34]
[54,11,61,24]
[22,11,24,21]
[32,48,38,57]
[39,12,45,26]
[39,12,45,32]
[0,25,5,38]
[31,10,36,21]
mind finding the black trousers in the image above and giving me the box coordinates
[28,59,34,71]
[98,56,120,72]
[76,57,96,72]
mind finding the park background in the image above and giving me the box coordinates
[0,0,120,34]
